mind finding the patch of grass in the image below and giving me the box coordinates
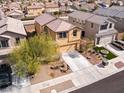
[94,47,117,60]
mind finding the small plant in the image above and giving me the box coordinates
[49,72,55,78]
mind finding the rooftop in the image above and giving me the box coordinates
[69,11,94,21]
[0,17,26,36]
[47,19,75,32]
[35,13,56,26]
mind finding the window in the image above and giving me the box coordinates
[15,37,20,44]
[109,23,112,28]
[0,40,9,48]
[91,23,94,28]
[73,30,77,36]
[100,24,108,30]
[58,32,67,38]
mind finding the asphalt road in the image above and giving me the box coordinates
[70,70,124,93]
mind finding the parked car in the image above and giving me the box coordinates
[0,63,12,87]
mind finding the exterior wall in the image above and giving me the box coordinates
[46,27,81,53]
[1,32,26,48]
[68,16,86,29]
[117,32,124,40]
[68,28,81,42]
[98,22,115,33]
[85,21,99,38]
[24,24,35,33]
[46,8,59,13]
[35,22,44,33]
[27,8,45,16]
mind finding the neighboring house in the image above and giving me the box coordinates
[45,2,59,13]
[34,13,57,33]
[27,3,45,17]
[0,15,27,50]
[6,2,21,11]
[73,1,96,12]
[94,6,124,39]
[45,19,81,53]
[34,13,81,53]
[68,11,117,45]
[6,9,24,19]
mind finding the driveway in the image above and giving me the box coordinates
[62,51,92,72]
[106,44,124,56]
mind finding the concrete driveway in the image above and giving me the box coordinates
[62,51,92,72]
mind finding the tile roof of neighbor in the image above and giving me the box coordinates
[109,6,124,12]
[0,17,26,36]
[94,8,119,17]
[87,15,109,25]
[47,19,75,32]
[35,13,56,26]
[94,6,124,18]
[69,11,114,24]
[68,11,94,21]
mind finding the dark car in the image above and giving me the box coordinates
[0,63,12,87]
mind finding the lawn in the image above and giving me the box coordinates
[94,47,117,60]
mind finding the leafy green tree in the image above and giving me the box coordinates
[10,34,58,77]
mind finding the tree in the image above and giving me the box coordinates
[10,34,58,78]
[80,38,94,53]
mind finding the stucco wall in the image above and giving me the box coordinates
[1,32,26,47]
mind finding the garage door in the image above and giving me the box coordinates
[59,44,76,53]
[99,36,113,45]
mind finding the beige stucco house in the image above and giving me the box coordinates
[45,2,59,13]
[34,13,57,33]
[68,11,117,46]
[27,3,45,17]
[0,13,27,51]
[35,14,81,53]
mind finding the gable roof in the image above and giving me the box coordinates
[69,11,115,25]
[0,17,26,36]
[68,11,94,21]
[87,15,110,25]
[47,19,75,32]
[35,13,56,26]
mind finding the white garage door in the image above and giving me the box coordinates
[99,36,113,45]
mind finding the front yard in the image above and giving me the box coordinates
[94,47,117,60]
[31,61,72,85]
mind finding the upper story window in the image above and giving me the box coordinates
[15,37,20,44]
[100,24,108,30]
[73,30,77,36]
[109,23,112,28]
[58,32,67,39]
[91,23,94,28]
[0,40,9,48]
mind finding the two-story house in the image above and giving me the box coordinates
[0,12,27,54]
[94,6,124,40]
[68,11,117,45]
[35,14,81,53]
[26,3,45,17]
[34,13,57,33]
